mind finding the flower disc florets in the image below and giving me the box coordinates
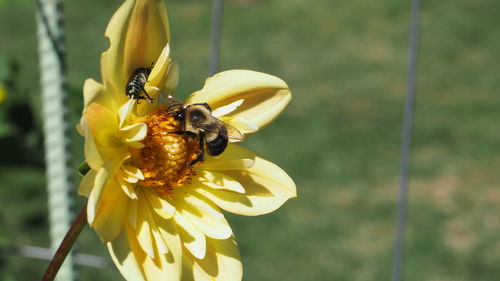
[130,106,200,194]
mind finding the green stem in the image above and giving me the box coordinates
[41,204,87,281]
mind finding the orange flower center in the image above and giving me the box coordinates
[130,106,200,194]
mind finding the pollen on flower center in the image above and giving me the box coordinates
[129,106,200,194]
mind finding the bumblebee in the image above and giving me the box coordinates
[168,103,244,166]
[126,67,153,103]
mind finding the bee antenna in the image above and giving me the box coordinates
[166,103,183,112]
[189,103,212,112]
[202,103,212,112]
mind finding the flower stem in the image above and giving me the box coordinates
[41,204,87,281]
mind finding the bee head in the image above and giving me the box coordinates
[172,109,185,121]
[186,104,212,126]
[191,108,208,124]
[166,103,185,121]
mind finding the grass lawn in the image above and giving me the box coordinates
[1,0,500,280]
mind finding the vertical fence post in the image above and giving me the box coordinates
[392,0,422,281]
[209,0,224,76]
[35,0,75,281]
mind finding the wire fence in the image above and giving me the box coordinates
[392,0,422,280]
[35,0,74,280]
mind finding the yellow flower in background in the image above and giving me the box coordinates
[79,0,296,280]
[0,84,6,104]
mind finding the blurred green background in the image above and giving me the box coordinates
[1,0,500,280]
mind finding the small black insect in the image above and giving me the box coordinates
[126,67,153,103]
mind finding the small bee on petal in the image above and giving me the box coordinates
[126,67,154,103]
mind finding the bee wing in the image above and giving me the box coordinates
[224,121,245,141]
[200,117,245,141]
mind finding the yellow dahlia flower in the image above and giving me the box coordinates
[0,84,5,104]
[79,0,296,280]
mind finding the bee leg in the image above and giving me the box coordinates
[186,154,203,167]
[140,87,154,103]
[187,134,205,167]
[128,95,137,103]
[168,131,198,137]
[167,132,204,166]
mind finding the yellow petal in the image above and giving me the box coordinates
[82,79,101,107]
[84,102,128,162]
[122,0,170,84]
[151,225,169,255]
[0,84,5,104]
[120,164,145,183]
[195,170,245,194]
[146,44,175,93]
[181,255,197,281]
[87,161,121,224]
[118,99,136,128]
[191,237,242,281]
[84,102,116,142]
[83,125,104,170]
[128,198,138,228]
[139,45,179,116]
[117,177,138,199]
[180,190,224,220]
[90,177,129,242]
[76,116,85,137]
[119,123,147,148]
[211,99,244,118]
[83,78,116,110]
[162,61,179,96]
[101,0,170,105]
[221,116,258,135]
[145,189,176,219]
[133,188,181,262]
[100,0,135,99]
[176,190,232,240]
[140,192,171,255]
[186,70,291,134]
[108,225,147,281]
[202,158,254,171]
[136,191,157,258]
[174,212,206,259]
[78,169,97,197]
[108,222,182,281]
[196,144,296,216]
[150,212,183,280]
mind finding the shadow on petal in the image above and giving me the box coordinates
[108,224,147,281]
[189,236,242,281]
[186,70,291,134]
[195,145,295,216]
[110,221,182,281]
